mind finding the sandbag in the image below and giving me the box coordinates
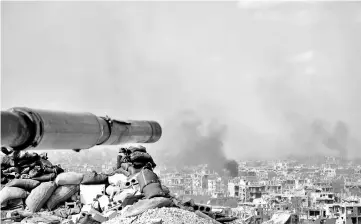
[107,167,130,177]
[28,166,43,178]
[143,182,167,199]
[3,172,20,179]
[129,152,152,163]
[127,145,147,153]
[46,185,80,210]
[122,197,173,217]
[132,161,148,168]
[18,153,39,166]
[55,172,84,185]
[0,187,28,205]
[39,158,53,168]
[33,173,57,182]
[54,166,65,174]
[26,181,57,212]
[3,167,20,174]
[45,165,64,175]
[43,166,64,174]
[121,195,144,207]
[108,173,128,186]
[136,168,160,191]
[44,167,55,174]
[6,179,40,191]
[18,151,39,162]
[137,168,165,199]
[81,171,108,185]
[130,152,156,168]
[20,160,39,169]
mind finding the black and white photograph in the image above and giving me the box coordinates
[1,1,361,224]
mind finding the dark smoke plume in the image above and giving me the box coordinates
[285,117,350,158]
[156,110,237,175]
[224,160,239,177]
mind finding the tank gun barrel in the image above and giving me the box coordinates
[1,107,162,151]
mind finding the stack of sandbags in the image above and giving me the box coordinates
[1,149,64,185]
[21,172,84,212]
[0,171,84,214]
[104,146,164,204]
[85,145,173,219]
[114,145,156,176]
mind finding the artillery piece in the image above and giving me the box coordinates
[1,107,162,151]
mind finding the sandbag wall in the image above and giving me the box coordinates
[0,171,109,221]
[0,146,238,224]
[114,145,157,176]
[0,173,82,212]
[1,150,64,185]
[0,146,171,223]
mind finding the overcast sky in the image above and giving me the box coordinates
[2,2,361,159]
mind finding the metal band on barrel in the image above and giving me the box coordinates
[8,107,43,151]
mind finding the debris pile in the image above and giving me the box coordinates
[104,207,216,224]
[0,145,239,224]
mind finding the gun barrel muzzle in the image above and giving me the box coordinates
[1,107,162,150]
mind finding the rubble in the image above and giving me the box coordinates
[104,207,216,224]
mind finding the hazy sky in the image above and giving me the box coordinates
[2,2,361,159]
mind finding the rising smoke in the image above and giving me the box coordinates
[287,118,350,158]
[155,110,238,175]
[224,160,239,177]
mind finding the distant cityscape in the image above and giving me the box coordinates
[45,149,361,223]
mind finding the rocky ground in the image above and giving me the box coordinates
[104,207,216,224]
